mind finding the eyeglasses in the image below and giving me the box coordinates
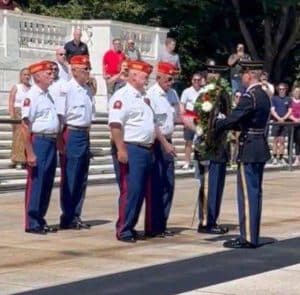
[81,67,91,72]
[279,88,286,91]
[167,77,174,82]
[57,53,66,56]
[192,79,201,82]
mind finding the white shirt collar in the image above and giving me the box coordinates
[126,82,143,98]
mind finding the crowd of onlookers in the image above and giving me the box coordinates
[5,24,300,171]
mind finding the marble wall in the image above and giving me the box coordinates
[0,10,168,111]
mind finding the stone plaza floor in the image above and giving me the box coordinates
[0,170,299,295]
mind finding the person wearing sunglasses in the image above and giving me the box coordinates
[270,83,291,165]
[21,61,60,234]
[59,55,95,230]
[55,47,70,81]
[146,62,180,238]
[180,72,207,170]
[108,60,154,243]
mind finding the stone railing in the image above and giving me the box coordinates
[0,10,168,111]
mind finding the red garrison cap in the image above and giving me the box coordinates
[157,62,179,75]
[70,55,91,67]
[127,60,153,74]
[28,61,53,74]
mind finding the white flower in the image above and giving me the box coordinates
[196,125,204,136]
[205,83,216,91]
[201,101,213,112]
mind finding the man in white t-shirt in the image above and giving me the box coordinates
[180,72,206,169]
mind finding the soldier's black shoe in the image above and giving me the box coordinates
[223,238,257,249]
[117,236,136,243]
[73,217,91,229]
[197,224,229,234]
[43,225,58,233]
[25,227,47,235]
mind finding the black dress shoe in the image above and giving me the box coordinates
[74,217,91,229]
[43,225,58,233]
[197,224,229,234]
[164,229,175,236]
[117,236,136,243]
[25,227,47,235]
[145,232,165,238]
[223,238,257,249]
[132,230,147,240]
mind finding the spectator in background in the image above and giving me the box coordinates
[64,28,89,62]
[227,43,251,93]
[8,68,31,169]
[55,47,71,81]
[103,38,126,98]
[0,0,21,11]
[260,71,274,98]
[289,85,300,166]
[159,37,182,95]
[271,82,291,165]
[124,39,141,61]
[180,72,206,169]
[159,37,181,70]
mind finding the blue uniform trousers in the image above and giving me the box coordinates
[25,135,57,230]
[198,161,226,227]
[147,141,175,234]
[115,143,152,239]
[237,163,264,246]
[60,128,90,225]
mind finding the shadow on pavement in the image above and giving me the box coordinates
[16,237,300,295]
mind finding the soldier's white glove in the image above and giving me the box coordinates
[217,112,226,119]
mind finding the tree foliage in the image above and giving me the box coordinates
[17,0,300,84]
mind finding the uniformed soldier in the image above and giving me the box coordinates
[108,60,154,243]
[59,55,96,230]
[215,61,271,248]
[22,61,60,234]
[146,62,179,237]
[196,61,231,235]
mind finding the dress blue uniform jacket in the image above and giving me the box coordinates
[215,84,271,163]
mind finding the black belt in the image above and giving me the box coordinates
[125,142,153,150]
[33,133,57,139]
[67,125,89,132]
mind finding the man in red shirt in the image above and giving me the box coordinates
[103,38,126,98]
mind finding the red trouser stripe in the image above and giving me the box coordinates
[116,163,129,238]
[24,135,35,229]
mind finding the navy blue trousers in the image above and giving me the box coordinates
[147,141,175,234]
[198,161,226,227]
[60,128,90,225]
[237,163,265,246]
[115,143,152,239]
[25,135,57,230]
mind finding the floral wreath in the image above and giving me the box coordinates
[191,78,232,160]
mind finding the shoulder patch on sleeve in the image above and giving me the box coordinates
[113,100,122,109]
[23,98,31,107]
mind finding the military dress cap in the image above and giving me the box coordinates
[70,55,91,67]
[127,60,153,74]
[240,60,264,71]
[28,61,53,74]
[205,59,229,73]
[157,62,179,75]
